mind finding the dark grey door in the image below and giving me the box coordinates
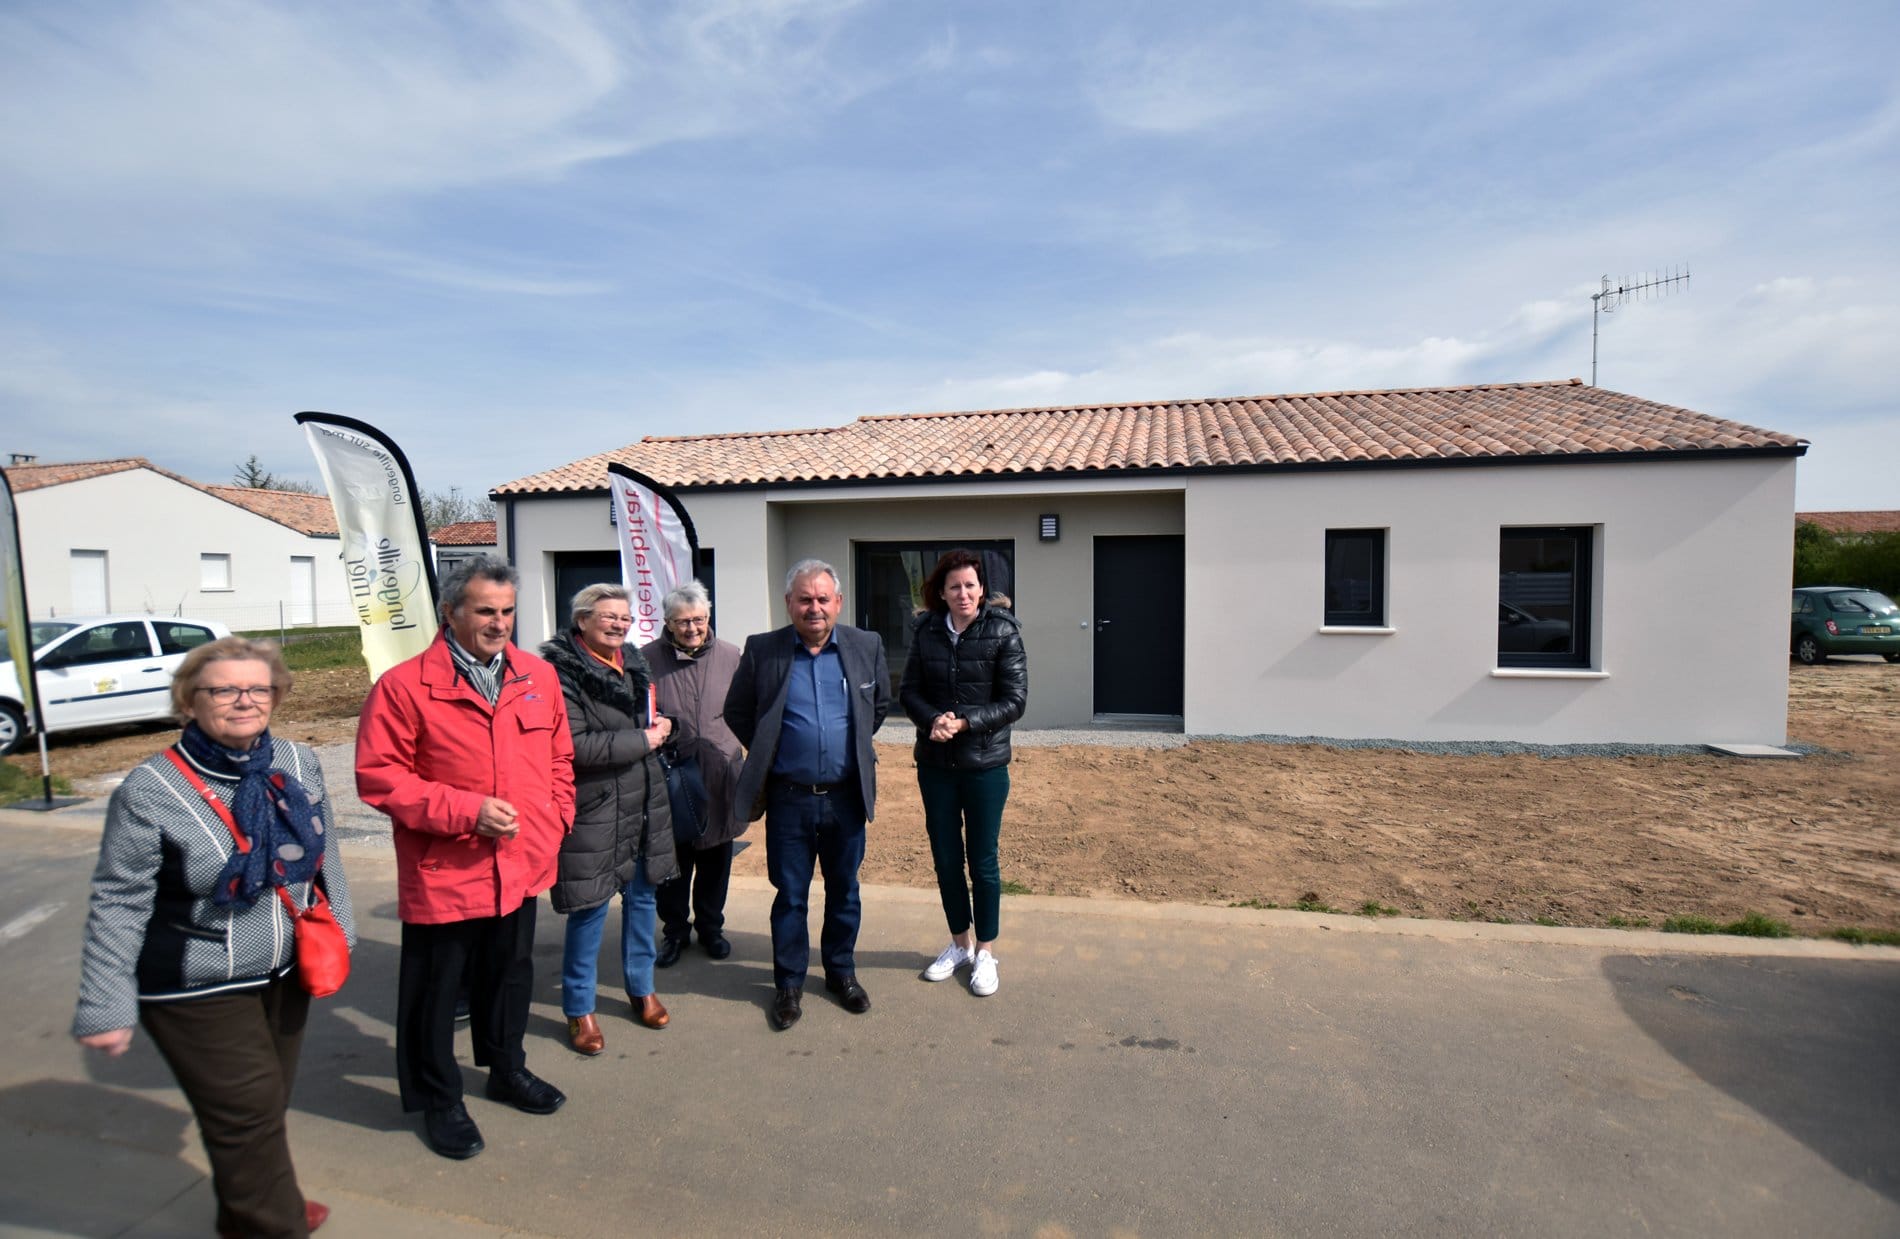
[551,551,622,637]
[1093,535,1184,716]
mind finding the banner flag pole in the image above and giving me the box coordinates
[606,463,699,650]
[295,412,440,681]
[0,469,84,808]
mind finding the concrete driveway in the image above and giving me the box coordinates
[1,801,1896,1238]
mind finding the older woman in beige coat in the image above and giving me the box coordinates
[642,579,749,965]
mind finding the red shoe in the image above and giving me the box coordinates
[218,1200,326,1239]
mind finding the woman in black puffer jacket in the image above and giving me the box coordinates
[898,549,1027,998]
[540,584,679,1056]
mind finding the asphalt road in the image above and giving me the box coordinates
[1,801,1896,1238]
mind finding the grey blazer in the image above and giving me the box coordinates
[724,623,890,822]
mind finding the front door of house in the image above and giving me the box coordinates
[1092,535,1183,718]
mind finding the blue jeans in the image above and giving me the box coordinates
[764,781,866,989]
[560,856,659,1018]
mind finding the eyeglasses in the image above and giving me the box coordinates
[592,614,633,628]
[670,616,710,627]
[196,685,275,704]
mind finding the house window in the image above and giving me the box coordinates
[1324,529,1386,626]
[200,553,232,591]
[1498,526,1594,668]
[855,540,1015,693]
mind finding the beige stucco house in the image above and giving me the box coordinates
[491,380,1806,745]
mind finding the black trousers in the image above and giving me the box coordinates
[396,899,536,1113]
[658,839,734,943]
[140,974,311,1239]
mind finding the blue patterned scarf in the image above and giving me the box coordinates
[178,723,324,908]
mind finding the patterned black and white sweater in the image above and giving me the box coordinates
[72,739,356,1037]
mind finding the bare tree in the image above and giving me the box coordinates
[423,486,496,530]
[232,455,320,493]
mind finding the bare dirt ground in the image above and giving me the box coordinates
[13,661,1898,935]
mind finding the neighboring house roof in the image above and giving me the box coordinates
[201,485,339,537]
[3,457,338,537]
[4,456,182,493]
[492,379,1805,497]
[1797,510,1900,535]
[433,520,497,546]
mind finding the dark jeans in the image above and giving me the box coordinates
[764,780,866,989]
[140,974,311,1239]
[658,839,734,944]
[396,899,536,1113]
[918,764,1010,942]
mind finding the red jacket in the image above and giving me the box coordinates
[356,636,575,925]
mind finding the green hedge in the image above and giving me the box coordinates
[1793,525,1900,598]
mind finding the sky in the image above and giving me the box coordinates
[2,0,1895,510]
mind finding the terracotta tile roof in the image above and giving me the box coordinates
[1797,510,1900,535]
[203,485,339,537]
[432,520,497,546]
[492,380,1805,496]
[3,457,154,492]
[4,457,339,536]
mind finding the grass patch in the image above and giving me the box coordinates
[1606,915,1653,929]
[1228,898,1278,910]
[1532,915,1562,927]
[1829,926,1900,947]
[235,627,367,672]
[999,879,1031,896]
[1292,896,1340,914]
[0,763,73,806]
[1463,900,1513,924]
[1357,901,1401,917]
[1663,912,1793,938]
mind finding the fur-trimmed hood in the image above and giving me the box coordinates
[538,631,655,719]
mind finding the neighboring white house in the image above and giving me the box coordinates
[490,380,1806,746]
[431,519,498,578]
[3,458,354,632]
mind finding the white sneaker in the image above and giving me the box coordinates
[923,942,971,982]
[969,949,999,997]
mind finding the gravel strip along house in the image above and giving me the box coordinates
[490,380,1805,746]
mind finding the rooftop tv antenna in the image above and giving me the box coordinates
[1590,266,1690,386]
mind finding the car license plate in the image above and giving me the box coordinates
[1863,625,1892,635]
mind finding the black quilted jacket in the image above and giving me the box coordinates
[898,605,1027,771]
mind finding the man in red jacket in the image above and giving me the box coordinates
[356,556,576,1160]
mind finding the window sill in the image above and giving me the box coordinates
[1490,668,1608,680]
[1318,625,1395,635]
[199,588,235,594]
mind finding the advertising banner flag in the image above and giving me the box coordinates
[0,469,40,729]
[607,463,698,648]
[296,412,439,681]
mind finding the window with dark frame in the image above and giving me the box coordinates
[1498,526,1594,668]
[1323,528,1386,627]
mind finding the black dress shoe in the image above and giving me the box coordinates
[701,933,732,960]
[771,987,802,1030]
[824,974,871,1014]
[656,936,685,969]
[423,1102,485,1160]
[484,1068,566,1115]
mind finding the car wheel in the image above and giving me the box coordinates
[1793,634,1825,665]
[1887,652,1900,664]
[0,702,24,756]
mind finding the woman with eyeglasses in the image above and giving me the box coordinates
[539,584,678,1056]
[74,636,355,1238]
[641,579,748,967]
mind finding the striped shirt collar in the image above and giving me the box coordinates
[445,632,508,704]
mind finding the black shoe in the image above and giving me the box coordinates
[701,933,732,960]
[824,974,871,1014]
[484,1068,566,1115]
[771,987,802,1030]
[423,1102,485,1159]
[656,936,685,969]
[453,994,471,1025]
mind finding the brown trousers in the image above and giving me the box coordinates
[140,974,311,1239]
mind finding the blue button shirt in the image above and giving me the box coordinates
[773,636,853,784]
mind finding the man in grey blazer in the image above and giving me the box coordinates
[725,558,890,1030]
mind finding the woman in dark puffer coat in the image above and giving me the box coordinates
[540,584,678,1056]
[899,549,1027,999]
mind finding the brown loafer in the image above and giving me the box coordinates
[567,1013,605,1055]
[633,993,670,1029]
